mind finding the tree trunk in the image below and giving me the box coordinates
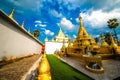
[113,29,119,45]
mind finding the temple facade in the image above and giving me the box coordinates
[45,27,69,54]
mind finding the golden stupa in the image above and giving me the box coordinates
[38,53,51,80]
[66,16,98,55]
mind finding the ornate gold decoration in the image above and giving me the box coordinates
[21,21,25,29]
[38,53,51,80]
[100,33,109,46]
[9,9,14,19]
[28,27,30,34]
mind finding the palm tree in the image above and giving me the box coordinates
[94,37,99,44]
[32,30,40,38]
[104,32,111,45]
[107,18,119,45]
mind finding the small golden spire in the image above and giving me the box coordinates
[9,8,15,19]
[45,36,48,42]
[79,16,83,27]
[110,35,118,48]
[100,33,109,46]
[21,21,25,29]
[51,37,54,41]
[28,27,30,34]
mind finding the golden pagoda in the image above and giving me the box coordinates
[67,16,98,54]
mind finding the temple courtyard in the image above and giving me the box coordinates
[0,54,120,80]
[61,56,120,80]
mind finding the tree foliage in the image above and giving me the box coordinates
[107,18,119,45]
[107,18,119,29]
[104,32,112,45]
[32,30,40,38]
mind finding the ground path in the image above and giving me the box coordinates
[0,54,41,80]
[61,56,120,80]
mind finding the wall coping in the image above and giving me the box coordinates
[0,10,43,46]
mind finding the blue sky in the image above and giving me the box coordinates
[0,0,120,43]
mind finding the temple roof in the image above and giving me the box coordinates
[56,27,65,38]
[77,16,88,38]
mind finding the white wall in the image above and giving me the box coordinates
[0,13,42,60]
[45,41,68,54]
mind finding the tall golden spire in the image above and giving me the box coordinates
[100,33,109,46]
[77,16,88,38]
[9,9,15,19]
[21,21,25,29]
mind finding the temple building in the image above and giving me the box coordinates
[53,27,68,42]
[45,27,69,54]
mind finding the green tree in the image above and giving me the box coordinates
[32,30,40,38]
[107,18,119,45]
[104,32,112,45]
[94,37,99,44]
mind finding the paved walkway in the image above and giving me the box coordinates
[61,56,120,80]
[0,54,41,80]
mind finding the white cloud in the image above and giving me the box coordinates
[73,34,77,38]
[75,18,79,23]
[34,20,46,27]
[79,9,120,28]
[49,9,63,17]
[70,18,72,20]
[57,0,84,10]
[59,17,74,30]
[45,29,54,36]
[35,20,42,24]
[92,35,100,38]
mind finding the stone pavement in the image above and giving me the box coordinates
[61,56,120,80]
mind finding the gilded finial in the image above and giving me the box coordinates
[21,21,25,29]
[79,16,82,20]
[9,8,15,19]
[45,36,48,42]
[28,27,30,34]
[100,33,109,46]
